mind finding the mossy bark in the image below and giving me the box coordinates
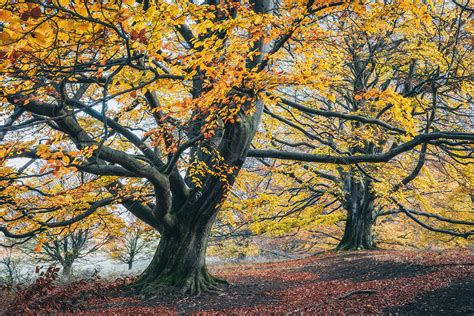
[337,175,376,250]
[62,263,73,280]
[131,213,225,296]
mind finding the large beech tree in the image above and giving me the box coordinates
[0,0,352,295]
[0,0,472,295]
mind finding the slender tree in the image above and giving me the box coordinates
[107,218,158,270]
[28,227,111,280]
[0,248,23,286]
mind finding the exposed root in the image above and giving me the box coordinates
[209,275,229,285]
[124,269,227,297]
[181,271,227,296]
[181,274,218,296]
[336,241,377,251]
[203,269,229,286]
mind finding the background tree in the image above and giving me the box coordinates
[27,226,113,280]
[0,247,25,286]
[246,0,474,249]
[107,217,158,270]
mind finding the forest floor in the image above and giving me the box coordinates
[2,249,473,314]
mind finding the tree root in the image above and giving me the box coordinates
[124,268,227,297]
[336,241,377,251]
[286,289,377,315]
[181,274,223,296]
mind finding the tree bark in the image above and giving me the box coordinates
[128,106,261,295]
[128,88,262,296]
[131,210,224,296]
[337,175,376,250]
[128,261,133,270]
[62,263,73,280]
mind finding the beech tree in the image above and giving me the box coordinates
[247,0,474,249]
[27,227,112,279]
[0,0,472,296]
[0,248,24,286]
[0,0,354,295]
[107,217,158,270]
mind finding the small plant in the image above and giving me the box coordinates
[6,265,128,313]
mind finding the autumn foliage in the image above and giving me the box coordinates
[0,0,472,309]
[3,265,129,314]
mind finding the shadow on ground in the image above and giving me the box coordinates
[46,250,474,314]
[386,278,474,315]
[311,252,437,282]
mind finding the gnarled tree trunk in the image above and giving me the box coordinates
[130,106,262,296]
[132,212,222,296]
[62,263,73,280]
[126,0,269,296]
[337,174,376,250]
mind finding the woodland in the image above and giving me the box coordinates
[0,0,473,314]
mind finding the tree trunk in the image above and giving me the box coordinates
[129,105,262,296]
[337,175,376,250]
[62,263,73,280]
[130,211,225,296]
[128,261,133,270]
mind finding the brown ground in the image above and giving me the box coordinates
[1,250,473,314]
[79,250,474,315]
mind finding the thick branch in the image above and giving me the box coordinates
[248,132,474,164]
[276,95,406,134]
